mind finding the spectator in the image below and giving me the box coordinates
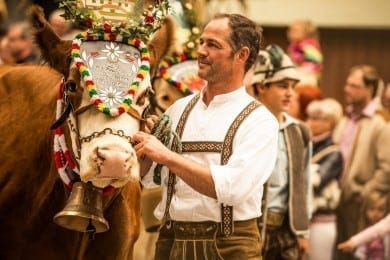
[333,65,388,260]
[48,9,71,38]
[306,98,344,260]
[289,84,323,120]
[48,8,82,40]
[339,192,389,259]
[0,0,7,22]
[3,21,41,64]
[287,19,323,86]
[251,44,312,259]
[376,82,390,121]
[0,24,13,64]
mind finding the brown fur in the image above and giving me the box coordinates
[0,3,175,259]
[0,64,142,259]
[29,5,72,77]
[152,77,186,114]
[148,16,177,77]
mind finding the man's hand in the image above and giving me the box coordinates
[144,115,159,134]
[133,131,172,164]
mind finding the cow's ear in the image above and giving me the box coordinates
[148,16,177,78]
[28,5,72,77]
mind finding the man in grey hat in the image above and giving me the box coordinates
[250,44,312,259]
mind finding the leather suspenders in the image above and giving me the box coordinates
[163,94,262,236]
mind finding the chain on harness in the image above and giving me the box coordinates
[150,114,182,185]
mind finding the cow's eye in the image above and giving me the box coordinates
[65,80,77,92]
[162,95,170,101]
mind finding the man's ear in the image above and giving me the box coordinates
[254,83,266,97]
[237,46,250,62]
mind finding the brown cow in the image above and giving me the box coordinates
[0,3,175,259]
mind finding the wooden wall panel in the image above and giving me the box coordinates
[261,26,390,106]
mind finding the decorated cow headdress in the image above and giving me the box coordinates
[59,0,171,116]
[49,1,172,191]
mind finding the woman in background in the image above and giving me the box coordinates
[306,98,344,260]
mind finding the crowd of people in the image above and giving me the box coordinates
[0,1,80,65]
[0,1,389,260]
[134,12,390,260]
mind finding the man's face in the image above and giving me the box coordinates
[257,78,298,115]
[344,69,372,107]
[197,18,236,84]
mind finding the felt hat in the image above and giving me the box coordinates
[250,44,300,86]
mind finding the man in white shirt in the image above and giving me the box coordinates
[133,13,278,259]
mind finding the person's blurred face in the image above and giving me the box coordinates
[6,26,32,62]
[365,197,387,225]
[287,22,306,43]
[344,69,372,108]
[306,114,333,136]
[50,15,70,37]
[256,78,298,116]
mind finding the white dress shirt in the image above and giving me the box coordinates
[142,87,279,222]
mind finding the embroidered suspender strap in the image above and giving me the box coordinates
[163,94,201,220]
[181,141,223,153]
[220,101,262,165]
[162,95,261,237]
[220,100,262,236]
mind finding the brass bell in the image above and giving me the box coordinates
[54,181,109,238]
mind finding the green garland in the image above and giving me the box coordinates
[58,0,171,42]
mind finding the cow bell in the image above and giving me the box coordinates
[53,181,109,239]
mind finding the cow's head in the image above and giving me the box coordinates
[30,3,175,189]
[152,49,206,114]
[150,0,206,114]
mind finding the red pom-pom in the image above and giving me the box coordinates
[103,23,112,33]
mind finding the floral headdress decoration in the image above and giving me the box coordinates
[59,0,170,42]
[59,0,170,116]
[156,1,205,95]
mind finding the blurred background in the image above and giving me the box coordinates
[1,0,389,105]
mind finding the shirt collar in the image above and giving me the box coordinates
[346,99,379,119]
[280,112,298,129]
[200,86,247,105]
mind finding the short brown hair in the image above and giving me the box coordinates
[350,65,380,98]
[213,13,262,72]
